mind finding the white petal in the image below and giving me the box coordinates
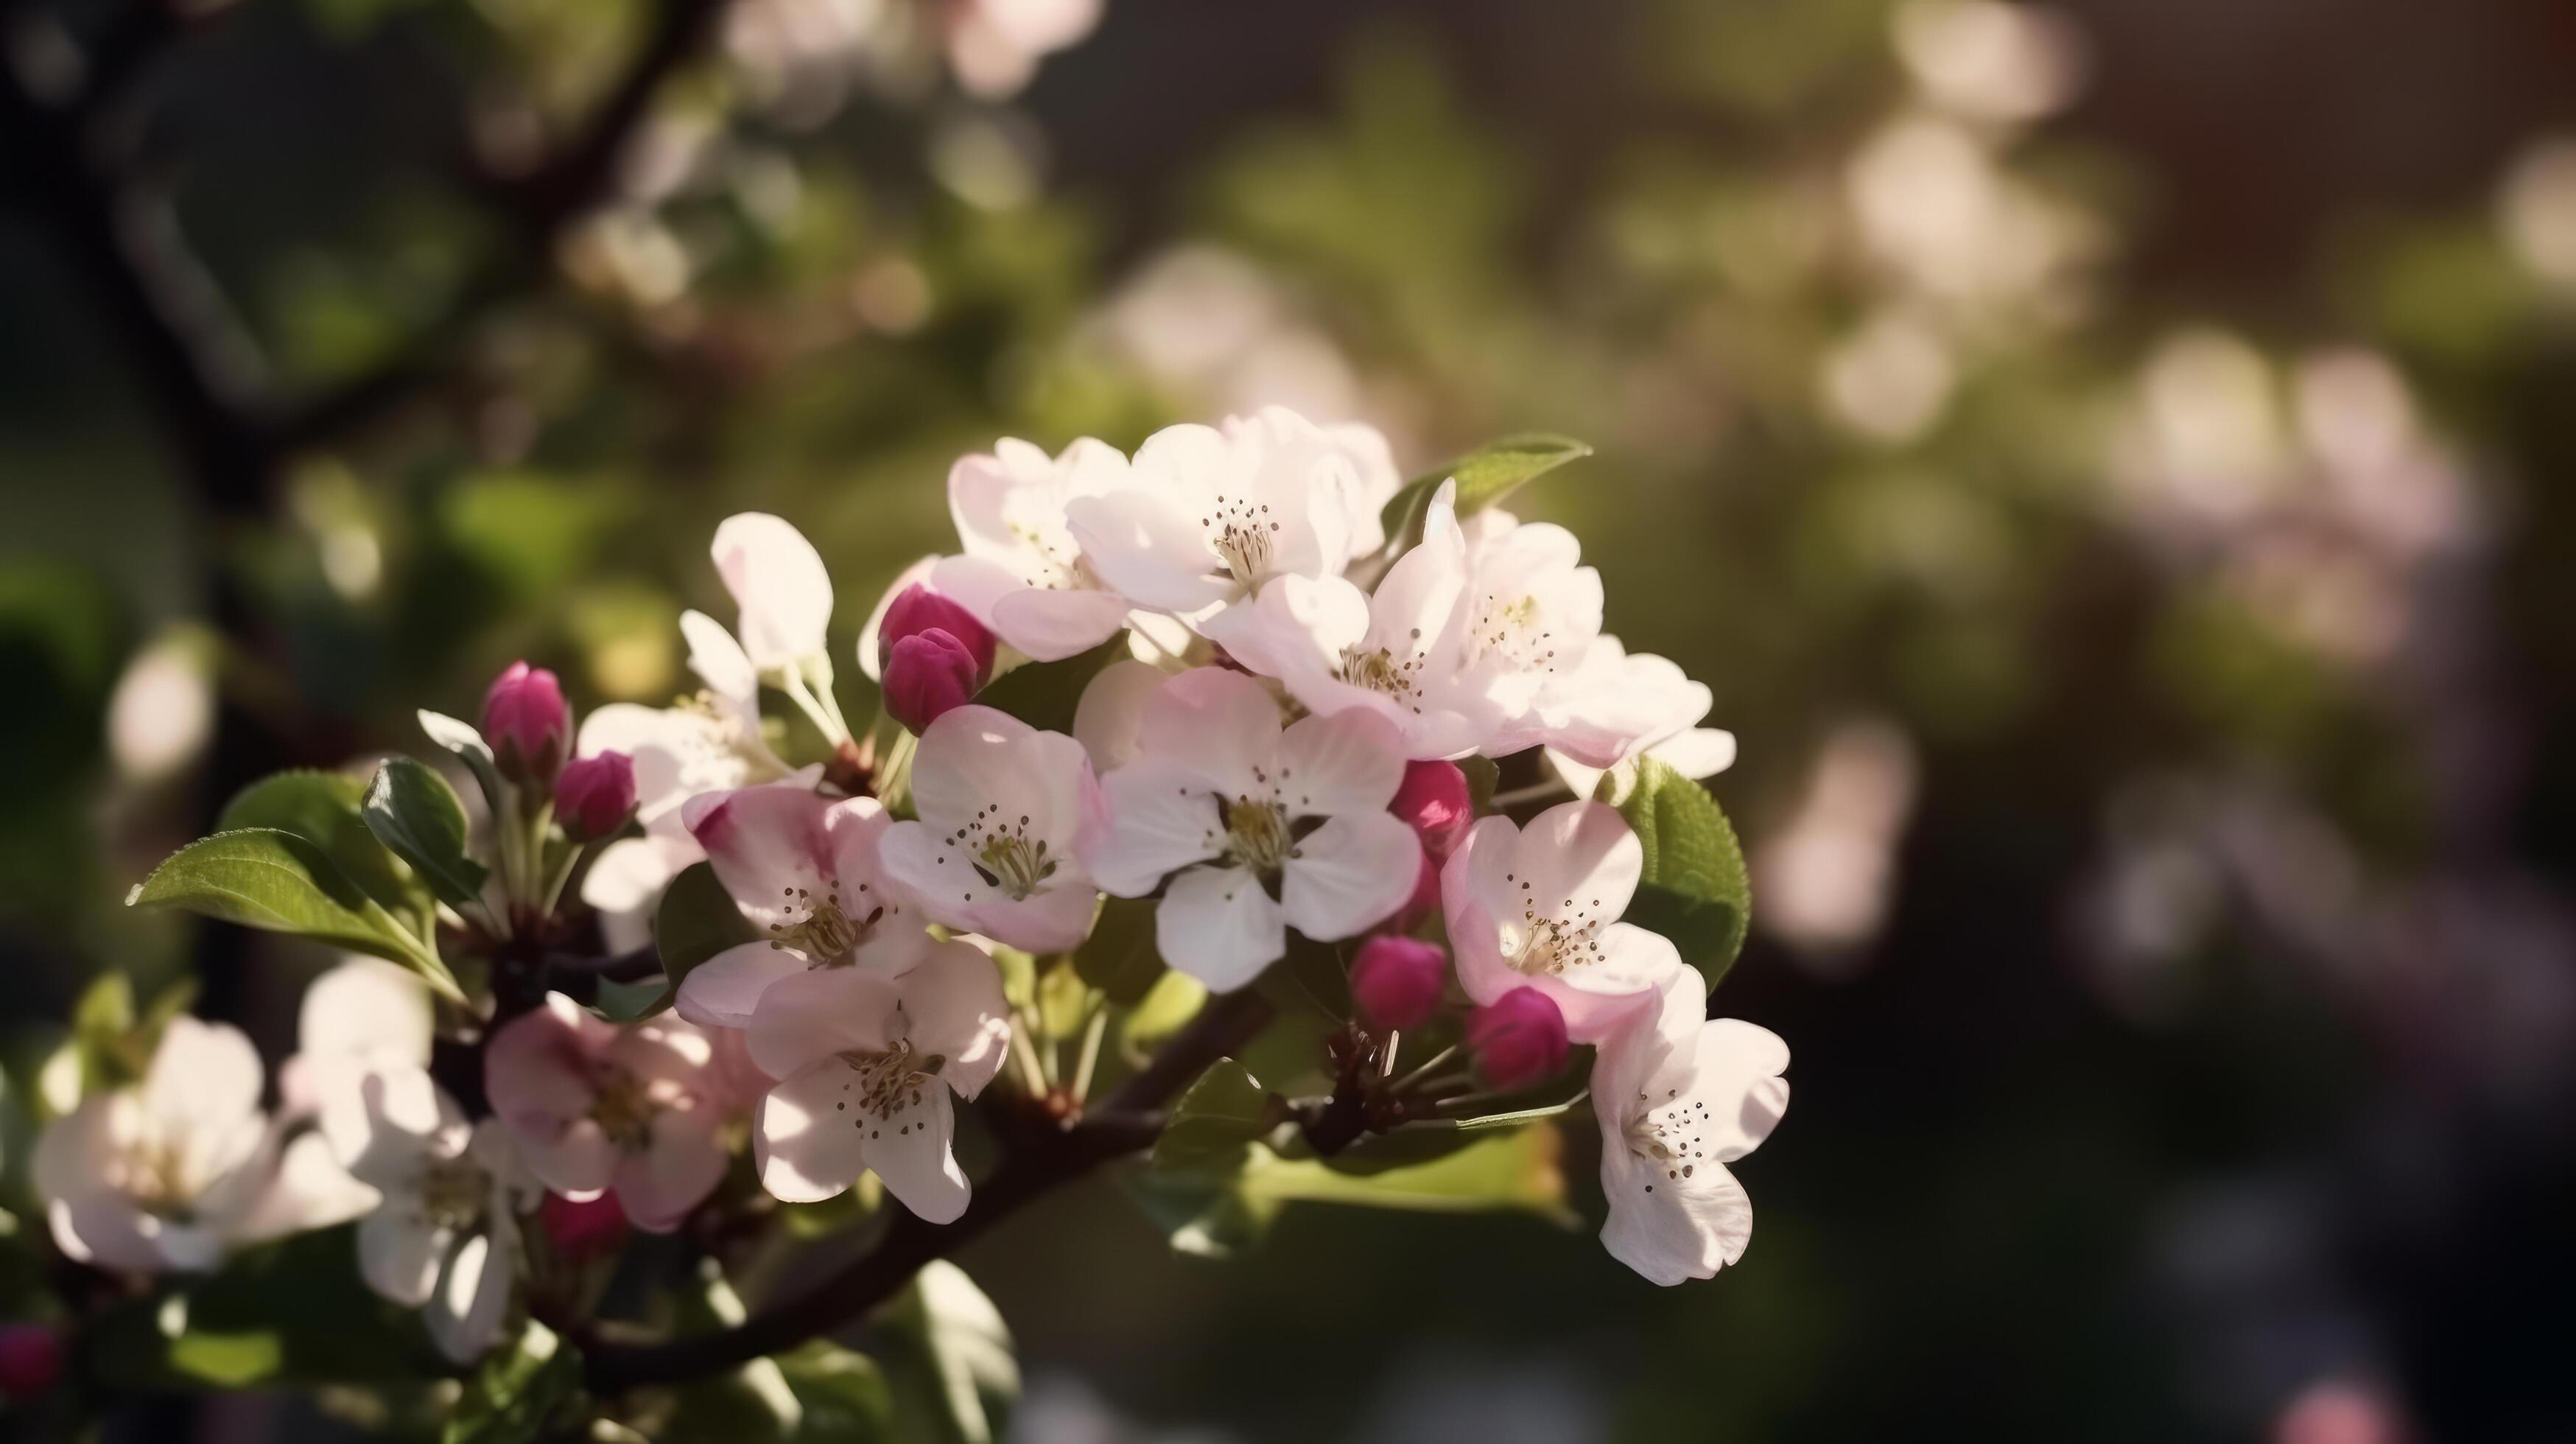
[1155,866,1285,992]
[891,942,1014,1101]
[1539,922,1688,1045]
[678,607,761,711]
[1512,801,1646,926]
[143,1018,263,1140]
[425,1225,516,1363]
[754,1065,868,1202]
[989,586,1131,662]
[232,1129,381,1244]
[1072,659,1168,774]
[1274,707,1405,819]
[358,1205,451,1308]
[745,967,902,1080]
[1598,1145,1753,1286]
[580,835,694,955]
[1280,813,1420,942]
[674,942,810,1031]
[856,1085,969,1224]
[1134,667,1282,800]
[1064,488,1234,614]
[327,1062,468,1188]
[298,958,432,1069]
[1092,756,1225,896]
[713,512,835,671]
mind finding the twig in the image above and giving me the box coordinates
[575,988,1277,1391]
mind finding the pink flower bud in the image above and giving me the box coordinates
[1391,760,1473,862]
[555,751,637,841]
[482,661,569,785]
[1464,987,1569,1090]
[885,628,981,734]
[0,1324,64,1403]
[1350,936,1447,1032]
[878,583,994,687]
[541,1190,628,1263]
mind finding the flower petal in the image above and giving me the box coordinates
[675,942,811,1031]
[685,785,835,931]
[856,1086,968,1224]
[1092,756,1225,897]
[358,1204,451,1308]
[1064,488,1233,614]
[745,967,902,1080]
[1280,812,1422,942]
[425,1224,516,1363]
[614,1107,729,1233]
[1071,658,1166,774]
[891,942,1014,1101]
[754,1064,870,1203]
[1155,865,1285,992]
[1274,706,1405,820]
[713,512,834,671]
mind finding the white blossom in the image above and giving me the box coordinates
[1442,800,1688,1042]
[880,706,1106,953]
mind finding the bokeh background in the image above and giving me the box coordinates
[7,0,2576,1438]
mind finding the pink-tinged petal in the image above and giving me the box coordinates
[908,707,1092,852]
[1197,575,1367,688]
[745,967,902,1080]
[924,554,1023,637]
[948,448,1037,556]
[1063,489,1233,614]
[1280,813,1421,942]
[685,785,835,932]
[1135,666,1282,799]
[1532,922,1688,1046]
[674,942,809,1031]
[1444,816,1524,949]
[614,1108,728,1233]
[1500,801,1645,944]
[854,1087,968,1224]
[1072,659,1165,774]
[513,1117,617,1199]
[1274,707,1405,820]
[1092,756,1224,896]
[754,1065,870,1202]
[712,512,833,671]
[956,882,1101,956]
[891,942,1013,1101]
[856,555,939,684]
[607,1015,717,1094]
[484,1000,603,1135]
[1154,865,1285,992]
[989,586,1131,662]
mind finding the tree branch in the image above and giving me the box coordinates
[576,988,1279,1392]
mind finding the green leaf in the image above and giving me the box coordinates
[1119,970,1207,1059]
[877,1261,1017,1444]
[362,757,491,914]
[127,830,461,1000]
[1123,1174,1278,1261]
[1151,1059,1278,1171]
[664,1267,802,1443]
[1070,895,1162,1004]
[971,636,1126,736]
[1615,758,1752,988]
[418,709,507,818]
[651,860,762,1001]
[67,971,136,1096]
[447,1320,585,1444]
[1378,433,1594,553]
[220,768,429,926]
[1238,1126,1572,1223]
[777,1341,894,1441]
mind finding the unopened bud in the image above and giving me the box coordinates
[481,661,569,785]
[0,1324,65,1403]
[555,751,637,841]
[1350,936,1448,1032]
[1464,988,1569,1090]
[885,628,981,734]
[1391,760,1473,862]
[541,1190,628,1263]
[878,583,994,687]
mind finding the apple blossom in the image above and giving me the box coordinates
[938,437,1138,661]
[485,995,733,1233]
[1442,800,1688,1042]
[1088,667,1422,990]
[1464,986,1570,1090]
[1499,633,1724,774]
[744,944,1011,1222]
[1201,480,1488,759]
[678,786,933,1028]
[1063,408,1380,625]
[1591,970,1790,1286]
[482,661,569,784]
[712,511,836,676]
[1350,936,1448,1032]
[880,706,1106,953]
[1070,656,1168,774]
[34,1017,371,1274]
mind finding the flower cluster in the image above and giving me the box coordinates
[60,406,1781,1398]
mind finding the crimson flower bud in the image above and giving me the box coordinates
[885,628,981,735]
[555,751,637,841]
[1464,987,1569,1090]
[1350,936,1448,1032]
[878,583,994,687]
[1390,847,1440,932]
[1391,760,1473,862]
[0,1324,65,1403]
[482,661,569,785]
[541,1191,628,1263]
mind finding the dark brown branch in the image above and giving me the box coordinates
[576,988,1279,1392]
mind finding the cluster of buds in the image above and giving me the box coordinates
[482,662,638,841]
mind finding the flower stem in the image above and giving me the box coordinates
[1388,1044,1460,1093]
[1070,1003,1109,1104]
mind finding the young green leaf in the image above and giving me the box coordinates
[362,757,491,914]
[776,1341,895,1441]
[127,829,460,1000]
[1152,1058,1278,1171]
[1614,758,1752,989]
[1378,433,1595,553]
[418,709,507,818]
[220,769,429,925]
[446,1320,585,1444]
[876,1261,1018,1444]
[589,860,762,1021]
